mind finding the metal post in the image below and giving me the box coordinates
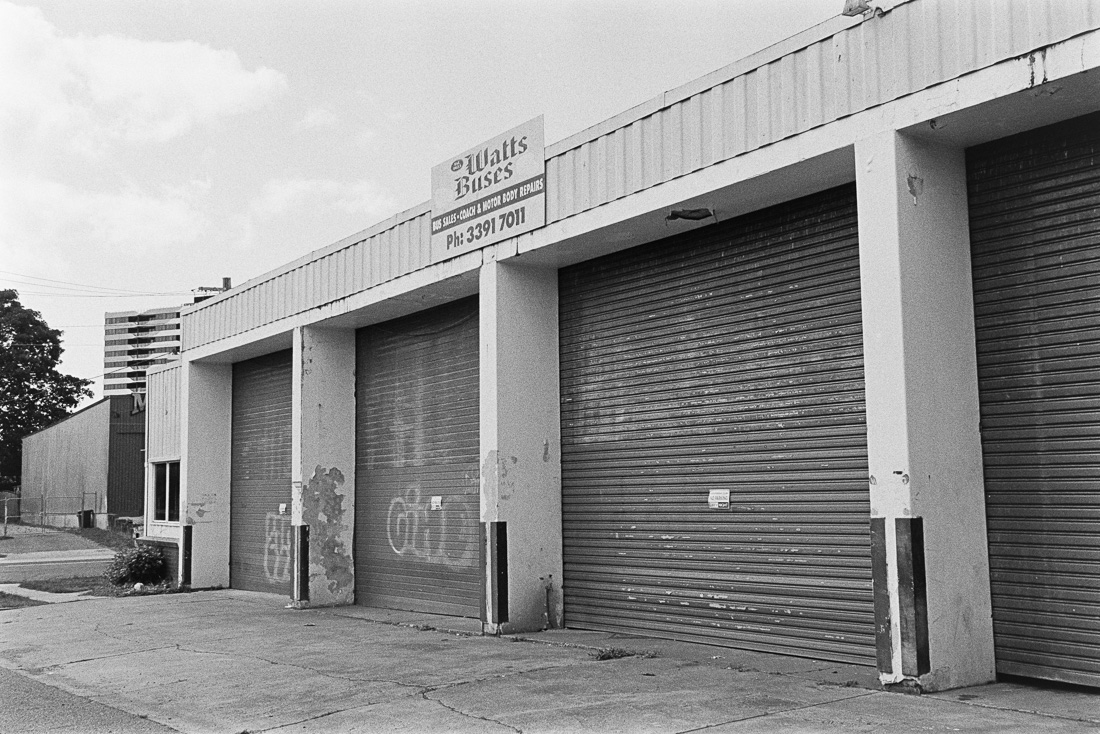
[3,499,8,537]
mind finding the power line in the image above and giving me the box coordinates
[88,351,181,381]
[15,290,191,298]
[0,269,182,295]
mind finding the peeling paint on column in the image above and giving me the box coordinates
[481,450,498,501]
[302,465,353,602]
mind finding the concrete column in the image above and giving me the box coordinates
[180,361,232,589]
[290,326,357,607]
[480,260,563,633]
[856,130,996,692]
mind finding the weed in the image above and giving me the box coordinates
[104,545,166,586]
[592,646,636,661]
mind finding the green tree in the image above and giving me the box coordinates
[0,289,93,491]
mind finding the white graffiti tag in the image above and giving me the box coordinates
[387,486,427,557]
[386,485,476,568]
[264,512,293,584]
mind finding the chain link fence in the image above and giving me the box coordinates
[1,493,99,537]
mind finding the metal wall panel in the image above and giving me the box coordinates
[968,112,1100,688]
[354,298,481,617]
[19,400,111,522]
[558,186,874,665]
[107,395,145,517]
[146,364,181,461]
[182,1,1100,352]
[230,350,294,595]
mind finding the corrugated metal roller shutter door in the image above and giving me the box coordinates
[355,297,481,617]
[230,350,294,595]
[969,113,1100,687]
[559,185,875,665]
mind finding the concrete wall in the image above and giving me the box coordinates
[856,131,995,691]
[479,261,563,632]
[291,326,356,607]
[20,400,110,528]
[181,362,232,588]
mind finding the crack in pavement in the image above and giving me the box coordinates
[170,643,426,690]
[421,690,523,733]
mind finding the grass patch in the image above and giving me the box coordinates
[20,577,100,594]
[19,576,179,599]
[0,591,47,609]
[60,526,135,552]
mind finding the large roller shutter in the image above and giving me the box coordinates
[354,298,481,617]
[559,185,874,665]
[969,113,1100,687]
[230,350,294,595]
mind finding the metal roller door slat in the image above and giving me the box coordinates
[230,350,294,595]
[559,184,874,665]
[354,297,481,618]
[969,112,1100,687]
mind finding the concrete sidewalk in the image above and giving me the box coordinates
[0,548,115,583]
[1,590,1096,734]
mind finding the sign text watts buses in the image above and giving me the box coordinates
[430,116,546,262]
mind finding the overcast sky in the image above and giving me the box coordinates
[1,0,839,403]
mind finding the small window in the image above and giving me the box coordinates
[154,461,180,522]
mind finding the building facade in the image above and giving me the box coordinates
[22,395,145,527]
[150,0,1100,692]
[103,306,182,396]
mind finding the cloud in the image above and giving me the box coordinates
[251,178,397,221]
[0,175,208,262]
[0,1,288,154]
[296,107,340,131]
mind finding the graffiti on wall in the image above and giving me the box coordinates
[264,512,293,584]
[386,485,476,568]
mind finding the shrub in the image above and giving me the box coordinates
[104,544,166,586]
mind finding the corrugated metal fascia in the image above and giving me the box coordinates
[183,201,432,318]
[182,206,432,350]
[544,0,1100,223]
[544,11,870,159]
[181,0,1100,350]
[147,364,182,461]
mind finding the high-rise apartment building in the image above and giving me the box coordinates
[103,280,230,396]
[102,306,183,396]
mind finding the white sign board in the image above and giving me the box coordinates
[708,489,730,510]
[430,115,545,262]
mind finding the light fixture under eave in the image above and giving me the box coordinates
[666,208,714,222]
[842,0,871,16]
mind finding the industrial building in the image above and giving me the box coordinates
[21,395,145,528]
[145,1,1100,692]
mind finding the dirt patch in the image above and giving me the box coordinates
[0,590,47,609]
[21,576,180,599]
[0,526,133,555]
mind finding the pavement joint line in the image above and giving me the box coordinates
[38,645,179,671]
[674,689,882,733]
[169,642,429,690]
[925,691,1100,725]
[3,666,187,734]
